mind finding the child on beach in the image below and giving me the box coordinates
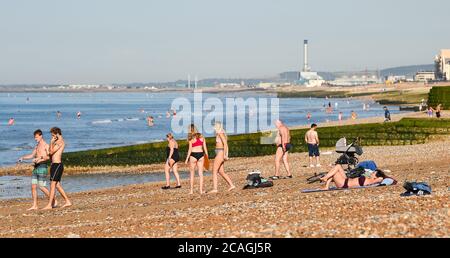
[427,107,433,117]
[162,133,181,189]
[185,124,209,194]
[18,129,53,210]
[383,106,391,122]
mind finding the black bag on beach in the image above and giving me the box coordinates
[243,171,274,190]
[346,167,365,179]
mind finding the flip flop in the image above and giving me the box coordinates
[285,175,293,179]
[269,176,280,180]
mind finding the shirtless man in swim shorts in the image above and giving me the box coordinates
[305,124,321,168]
[272,120,293,180]
[42,127,72,210]
[18,129,54,210]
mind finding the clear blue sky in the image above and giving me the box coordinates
[1,0,449,84]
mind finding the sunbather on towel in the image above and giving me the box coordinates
[320,164,387,190]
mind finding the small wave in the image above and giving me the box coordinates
[133,141,149,144]
[92,119,113,124]
[12,146,33,151]
[125,118,140,121]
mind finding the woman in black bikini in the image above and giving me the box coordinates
[185,124,209,194]
[162,133,181,190]
[320,164,387,190]
[209,122,235,194]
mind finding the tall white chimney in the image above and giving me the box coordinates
[303,39,309,72]
[188,74,191,89]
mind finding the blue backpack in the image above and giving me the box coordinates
[357,160,377,171]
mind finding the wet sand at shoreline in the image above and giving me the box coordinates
[0,139,448,238]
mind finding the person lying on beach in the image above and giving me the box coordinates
[18,129,54,211]
[319,164,388,190]
[185,124,209,194]
[162,133,181,190]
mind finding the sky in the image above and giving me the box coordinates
[0,0,449,84]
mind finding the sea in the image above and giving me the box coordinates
[0,91,407,168]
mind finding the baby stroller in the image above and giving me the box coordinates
[307,137,364,184]
[335,137,363,171]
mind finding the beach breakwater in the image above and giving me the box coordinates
[428,86,450,109]
[62,118,450,168]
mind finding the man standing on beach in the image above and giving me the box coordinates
[305,124,321,168]
[18,129,54,210]
[271,120,293,180]
[42,127,72,210]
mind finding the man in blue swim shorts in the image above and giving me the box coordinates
[305,124,321,168]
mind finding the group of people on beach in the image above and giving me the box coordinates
[428,104,443,118]
[162,119,324,191]
[17,100,444,209]
[17,118,398,210]
[162,122,236,194]
[18,127,71,210]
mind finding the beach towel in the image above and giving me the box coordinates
[302,182,396,194]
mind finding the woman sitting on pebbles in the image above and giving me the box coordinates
[185,124,209,194]
[320,164,389,190]
[209,122,235,194]
[162,133,181,190]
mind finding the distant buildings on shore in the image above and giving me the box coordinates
[435,49,450,81]
[2,48,449,91]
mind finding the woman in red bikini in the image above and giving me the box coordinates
[185,124,209,194]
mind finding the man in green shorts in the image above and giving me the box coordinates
[18,129,55,211]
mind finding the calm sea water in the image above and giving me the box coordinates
[0,91,406,167]
[0,172,193,200]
